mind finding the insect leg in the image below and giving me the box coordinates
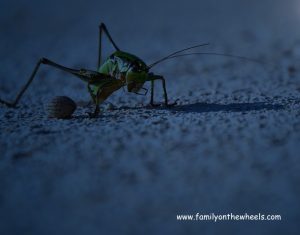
[98,23,120,68]
[87,99,100,118]
[0,58,89,108]
[148,75,177,107]
[150,80,160,107]
[92,89,103,118]
[159,76,169,106]
[0,59,43,108]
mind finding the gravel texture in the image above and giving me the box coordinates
[1,0,300,234]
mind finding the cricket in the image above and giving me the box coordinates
[0,23,262,118]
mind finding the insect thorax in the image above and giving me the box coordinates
[98,51,148,79]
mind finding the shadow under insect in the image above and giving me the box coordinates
[152,102,285,113]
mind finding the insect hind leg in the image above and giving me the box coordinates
[98,23,120,68]
[0,58,86,108]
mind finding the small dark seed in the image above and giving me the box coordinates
[46,96,77,119]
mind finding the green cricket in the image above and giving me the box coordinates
[0,23,261,118]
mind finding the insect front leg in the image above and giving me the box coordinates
[149,80,161,107]
[148,75,177,107]
[150,80,155,106]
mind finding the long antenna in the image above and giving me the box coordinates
[150,52,265,68]
[148,43,210,68]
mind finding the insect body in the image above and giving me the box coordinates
[97,51,148,94]
[0,23,179,117]
[0,23,261,117]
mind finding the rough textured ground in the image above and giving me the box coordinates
[1,0,300,234]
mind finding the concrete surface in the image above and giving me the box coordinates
[1,0,300,234]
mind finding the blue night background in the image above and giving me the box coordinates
[0,0,300,234]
